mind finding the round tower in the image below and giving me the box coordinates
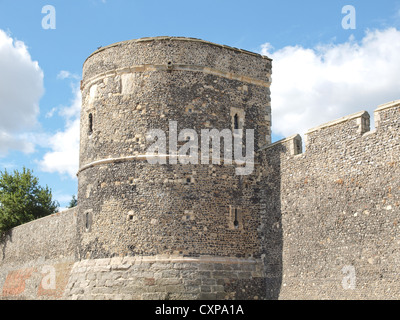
[76,37,272,300]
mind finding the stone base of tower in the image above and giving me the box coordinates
[63,255,267,300]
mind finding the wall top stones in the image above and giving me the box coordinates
[263,100,399,157]
[82,36,272,85]
[258,134,302,156]
[375,99,400,112]
[85,36,272,63]
[305,110,369,135]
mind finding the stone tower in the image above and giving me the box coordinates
[1,36,400,301]
[76,37,272,299]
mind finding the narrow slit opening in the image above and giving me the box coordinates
[234,113,239,130]
[234,208,239,228]
[88,113,93,134]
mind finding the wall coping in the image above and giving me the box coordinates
[258,134,301,151]
[374,99,400,112]
[306,111,369,135]
[78,255,263,266]
[1,207,77,235]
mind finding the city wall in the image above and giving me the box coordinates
[0,208,77,299]
[0,100,398,299]
[260,100,400,299]
[0,207,264,300]
[0,36,398,300]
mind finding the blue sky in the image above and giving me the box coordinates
[0,0,400,208]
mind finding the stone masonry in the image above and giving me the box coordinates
[0,37,399,300]
[259,100,400,299]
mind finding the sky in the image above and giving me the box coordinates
[0,0,400,209]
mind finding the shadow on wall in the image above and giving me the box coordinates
[259,143,284,299]
[0,230,12,262]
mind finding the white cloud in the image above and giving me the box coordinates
[0,30,44,155]
[45,107,57,118]
[260,28,400,139]
[0,132,35,155]
[57,70,80,80]
[39,83,81,179]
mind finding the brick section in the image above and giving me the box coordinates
[2,268,35,297]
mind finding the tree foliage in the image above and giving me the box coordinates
[67,195,78,208]
[0,167,59,233]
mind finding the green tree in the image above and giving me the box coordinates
[0,167,59,233]
[67,195,78,208]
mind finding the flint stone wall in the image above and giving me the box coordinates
[260,101,400,299]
